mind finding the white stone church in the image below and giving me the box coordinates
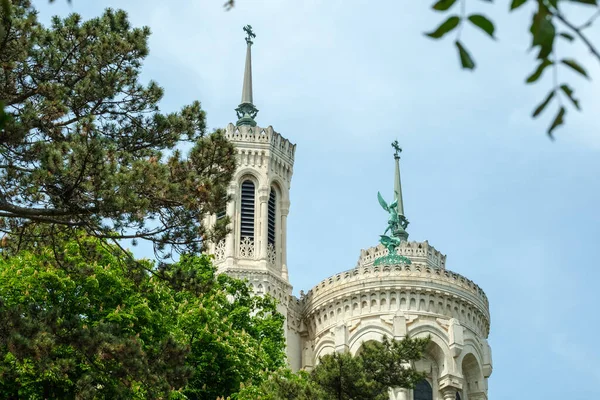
[207,27,493,400]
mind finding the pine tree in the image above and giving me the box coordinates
[0,1,236,259]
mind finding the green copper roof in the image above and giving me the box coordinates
[236,25,258,127]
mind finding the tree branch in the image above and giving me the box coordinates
[553,10,600,63]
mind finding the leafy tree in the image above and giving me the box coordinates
[0,236,287,399]
[237,369,326,400]
[241,336,429,400]
[0,235,189,399]
[175,257,286,400]
[0,1,236,259]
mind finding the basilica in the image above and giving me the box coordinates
[206,26,493,400]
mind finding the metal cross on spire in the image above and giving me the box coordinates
[236,25,259,126]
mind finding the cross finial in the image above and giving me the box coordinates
[392,140,402,160]
[243,25,256,45]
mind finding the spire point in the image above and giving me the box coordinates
[236,25,258,127]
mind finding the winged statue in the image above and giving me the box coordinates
[377,191,409,254]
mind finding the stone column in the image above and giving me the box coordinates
[225,184,237,264]
[258,188,269,261]
[441,388,457,400]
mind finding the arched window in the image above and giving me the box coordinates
[268,188,276,245]
[414,379,433,400]
[240,180,255,241]
[456,392,462,400]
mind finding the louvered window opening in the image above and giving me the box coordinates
[268,189,276,245]
[240,180,255,240]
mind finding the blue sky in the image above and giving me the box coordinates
[33,0,600,398]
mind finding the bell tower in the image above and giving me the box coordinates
[209,25,296,312]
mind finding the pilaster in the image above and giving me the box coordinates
[258,187,269,264]
[334,323,349,353]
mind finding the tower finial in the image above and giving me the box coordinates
[374,142,411,266]
[236,25,259,127]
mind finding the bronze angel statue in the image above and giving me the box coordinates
[377,192,409,253]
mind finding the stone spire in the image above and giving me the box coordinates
[392,140,405,217]
[391,140,409,241]
[235,25,259,127]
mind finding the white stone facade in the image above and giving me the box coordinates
[209,121,493,399]
[211,28,492,398]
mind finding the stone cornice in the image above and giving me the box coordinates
[302,264,489,325]
[225,123,295,164]
[219,266,293,292]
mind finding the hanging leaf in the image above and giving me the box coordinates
[510,0,528,9]
[548,106,566,137]
[532,90,555,117]
[432,0,458,11]
[468,14,496,39]
[559,32,575,41]
[525,59,553,83]
[569,0,597,4]
[560,84,580,110]
[425,16,461,39]
[561,59,589,78]
[455,41,476,69]
[530,12,555,59]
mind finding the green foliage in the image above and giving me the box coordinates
[425,0,599,137]
[237,369,325,400]
[455,40,476,69]
[0,1,236,258]
[242,336,429,400]
[0,237,287,399]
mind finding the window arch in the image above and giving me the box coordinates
[240,180,256,242]
[414,379,433,400]
[268,187,277,246]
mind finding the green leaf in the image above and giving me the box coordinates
[425,16,461,39]
[530,12,555,59]
[532,90,555,117]
[548,106,566,137]
[560,84,580,110]
[468,14,496,38]
[510,0,528,8]
[561,59,589,78]
[569,0,597,4]
[432,0,458,11]
[526,59,553,83]
[455,41,476,69]
[559,32,575,41]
